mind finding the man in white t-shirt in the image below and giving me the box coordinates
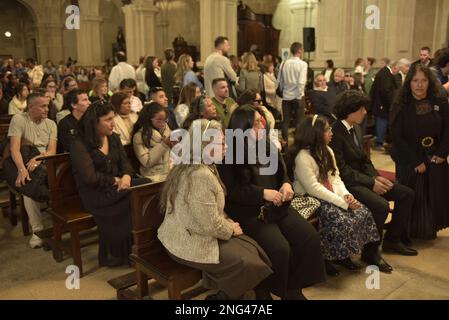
[277,42,308,146]
[8,92,57,248]
[108,52,136,92]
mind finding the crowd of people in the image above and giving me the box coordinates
[1,37,449,300]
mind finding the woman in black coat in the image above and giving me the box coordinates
[70,103,149,266]
[217,105,325,300]
[390,64,449,239]
[145,56,162,90]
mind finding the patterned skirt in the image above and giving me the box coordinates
[318,200,380,261]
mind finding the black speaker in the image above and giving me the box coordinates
[303,27,316,52]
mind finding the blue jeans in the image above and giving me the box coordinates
[375,117,388,147]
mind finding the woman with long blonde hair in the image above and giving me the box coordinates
[89,77,110,104]
[238,52,263,94]
[174,82,202,127]
[174,54,203,89]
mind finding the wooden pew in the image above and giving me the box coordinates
[40,153,97,277]
[127,182,203,300]
[0,114,12,125]
[0,117,30,235]
[123,144,141,173]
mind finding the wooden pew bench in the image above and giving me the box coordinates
[40,153,97,277]
[114,182,204,300]
[112,145,320,299]
[0,117,31,235]
[123,144,141,173]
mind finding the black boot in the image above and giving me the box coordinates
[325,260,340,276]
[205,291,231,300]
[254,287,273,300]
[283,289,307,300]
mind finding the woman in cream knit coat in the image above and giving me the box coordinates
[293,115,379,276]
[111,92,138,146]
[158,119,272,300]
[8,83,28,115]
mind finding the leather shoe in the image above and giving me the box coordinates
[325,260,340,276]
[361,254,393,273]
[401,236,413,247]
[382,241,418,256]
[254,288,273,300]
[333,257,362,270]
[283,290,307,300]
[205,291,231,300]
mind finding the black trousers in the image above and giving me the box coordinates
[238,207,326,298]
[281,98,305,143]
[348,183,414,253]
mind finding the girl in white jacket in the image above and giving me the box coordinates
[293,115,379,276]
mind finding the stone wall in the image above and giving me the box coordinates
[4,0,449,68]
[0,1,36,59]
[154,0,200,60]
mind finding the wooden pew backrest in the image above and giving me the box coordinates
[124,144,141,174]
[130,182,165,257]
[45,153,82,210]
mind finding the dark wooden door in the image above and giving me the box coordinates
[237,4,280,60]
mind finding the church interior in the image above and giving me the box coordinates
[1,0,449,301]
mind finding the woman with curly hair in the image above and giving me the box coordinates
[391,64,449,239]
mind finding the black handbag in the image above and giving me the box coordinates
[258,201,291,223]
[276,62,285,98]
[3,144,49,202]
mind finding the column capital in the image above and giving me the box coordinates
[288,0,319,11]
[81,15,104,23]
[122,2,159,15]
[36,23,63,29]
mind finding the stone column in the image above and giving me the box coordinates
[35,23,65,64]
[76,0,104,66]
[200,0,238,63]
[273,0,319,57]
[433,0,449,50]
[122,0,159,66]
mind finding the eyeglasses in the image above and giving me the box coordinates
[151,117,168,123]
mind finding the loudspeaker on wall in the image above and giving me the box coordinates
[303,27,316,52]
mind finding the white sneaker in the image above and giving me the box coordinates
[29,234,43,249]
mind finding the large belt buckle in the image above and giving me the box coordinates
[421,136,434,148]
